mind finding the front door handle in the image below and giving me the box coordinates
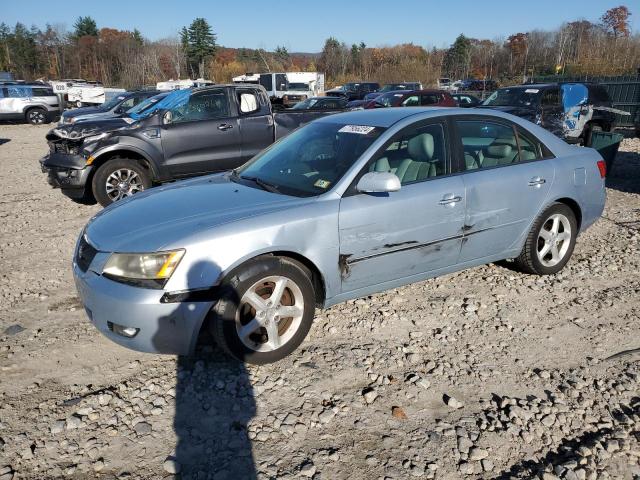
[528,177,546,187]
[438,194,463,206]
[218,124,233,131]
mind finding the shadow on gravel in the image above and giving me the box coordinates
[492,396,639,479]
[0,138,9,146]
[153,261,257,479]
[606,148,640,195]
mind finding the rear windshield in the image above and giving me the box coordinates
[482,88,541,107]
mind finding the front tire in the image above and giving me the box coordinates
[26,107,49,125]
[209,256,316,364]
[514,203,577,275]
[92,158,152,207]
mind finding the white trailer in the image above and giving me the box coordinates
[232,72,325,106]
[156,78,215,91]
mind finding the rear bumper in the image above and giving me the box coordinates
[40,153,93,199]
[73,262,213,355]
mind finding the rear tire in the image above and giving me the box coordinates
[92,158,152,207]
[514,203,577,275]
[26,107,49,125]
[208,256,315,364]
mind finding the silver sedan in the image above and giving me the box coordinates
[74,108,606,364]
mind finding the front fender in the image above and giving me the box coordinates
[91,144,162,180]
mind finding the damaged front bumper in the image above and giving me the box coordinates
[40,152,93,200]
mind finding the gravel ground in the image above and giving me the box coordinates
[0,124,638,480]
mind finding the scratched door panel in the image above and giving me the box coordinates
[338,176,466,293]
[458,160,555,263]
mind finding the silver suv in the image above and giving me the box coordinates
[0,83,60,124]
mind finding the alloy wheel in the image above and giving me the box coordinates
[105,168,144,202]
[536,213,572,267]
[236,275,305,353]
[28,110,46,124]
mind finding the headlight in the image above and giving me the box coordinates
[102,250,185,289]
[83,133,109,144]
[65,117,75,124]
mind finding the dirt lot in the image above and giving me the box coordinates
[0,124,638,480]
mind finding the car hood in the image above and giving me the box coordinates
[63,106,107,118]
[49,118,130,141]
[86,174,312,252]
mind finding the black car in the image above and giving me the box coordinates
[291,96,348,110]
[451,93,481,107]
[325,82,380,101]
[60,90,161,124]
[480,82,616,143]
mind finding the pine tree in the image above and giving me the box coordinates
[73,16,98,38]
[183,18,216,78]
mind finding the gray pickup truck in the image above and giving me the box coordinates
[41,84,338,206]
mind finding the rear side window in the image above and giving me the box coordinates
[517,127,554,160]
[456,120,520,170]
[6,86,30,98]
[32,87,54,96]
[260,75,273,91]
[541,89,560,107]
[590,85,610,103]
[401,95,420,106]
[421,94,440,105]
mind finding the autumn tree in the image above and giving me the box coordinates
[601,6,631,38]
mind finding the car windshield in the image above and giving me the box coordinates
[291,98,319,109]
[126,93,167,115]
[375,92,405,107]
[288,82,309,91]
[129,89,191,120]
[482,88,541,107]
[101,94,128,111]
[234,121,386,197]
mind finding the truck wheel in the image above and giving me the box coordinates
[92,159,152,207]
[26,107,49,125]
[209,256,315,364]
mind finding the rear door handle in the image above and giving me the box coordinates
[528,177,546,187]
[438,194,463,206]
[218,124,233,131]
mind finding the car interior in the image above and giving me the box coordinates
[368,124,446,184]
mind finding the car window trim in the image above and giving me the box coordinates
[342,118,452,197]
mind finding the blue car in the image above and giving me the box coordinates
[74,108,606,364]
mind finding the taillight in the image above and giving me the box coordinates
[597,160,606,178]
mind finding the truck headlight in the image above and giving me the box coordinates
[102,250,185,288]
[83,133,109,144]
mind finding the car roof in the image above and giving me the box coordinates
[504,83,556,90]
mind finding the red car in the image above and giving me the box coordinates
[364,89,456,109]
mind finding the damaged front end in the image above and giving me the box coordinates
[40,124,117,201]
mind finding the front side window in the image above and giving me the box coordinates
[32,87,54,97]
[172,89,229,123]
[275,74,288,92]
[6,86,30,98]
[367,123,447,185]
[456,120,519,170]
[541,89,560,107]
[235,122,385,197]
[260,74,273,91]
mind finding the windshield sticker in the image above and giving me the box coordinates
[117,96,125,100]
[314,179,331,189]
[338,125,375,135]
[525,89,539,93]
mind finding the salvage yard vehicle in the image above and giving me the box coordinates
[60,90,160,125]
[366,89,456,108]
[325,82,380,101]
[73,108,606,364]
[0,83,60,124]
[480,83,618,144]
[291,96,348,110]
[41,85,339,206]
[363,82,423,102]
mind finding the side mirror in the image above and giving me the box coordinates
[162,110,173,125]
[356,172,401,194]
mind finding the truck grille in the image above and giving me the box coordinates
[49,141,68,154]
[76,235,98,272]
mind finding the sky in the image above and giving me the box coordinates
[4,0,638,52]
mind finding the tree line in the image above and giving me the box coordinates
[0,6,637,90]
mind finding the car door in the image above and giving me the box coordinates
[160,88,242,177]
[236,88,274,162]
[338,120,466,293]
[453,117,555,263]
